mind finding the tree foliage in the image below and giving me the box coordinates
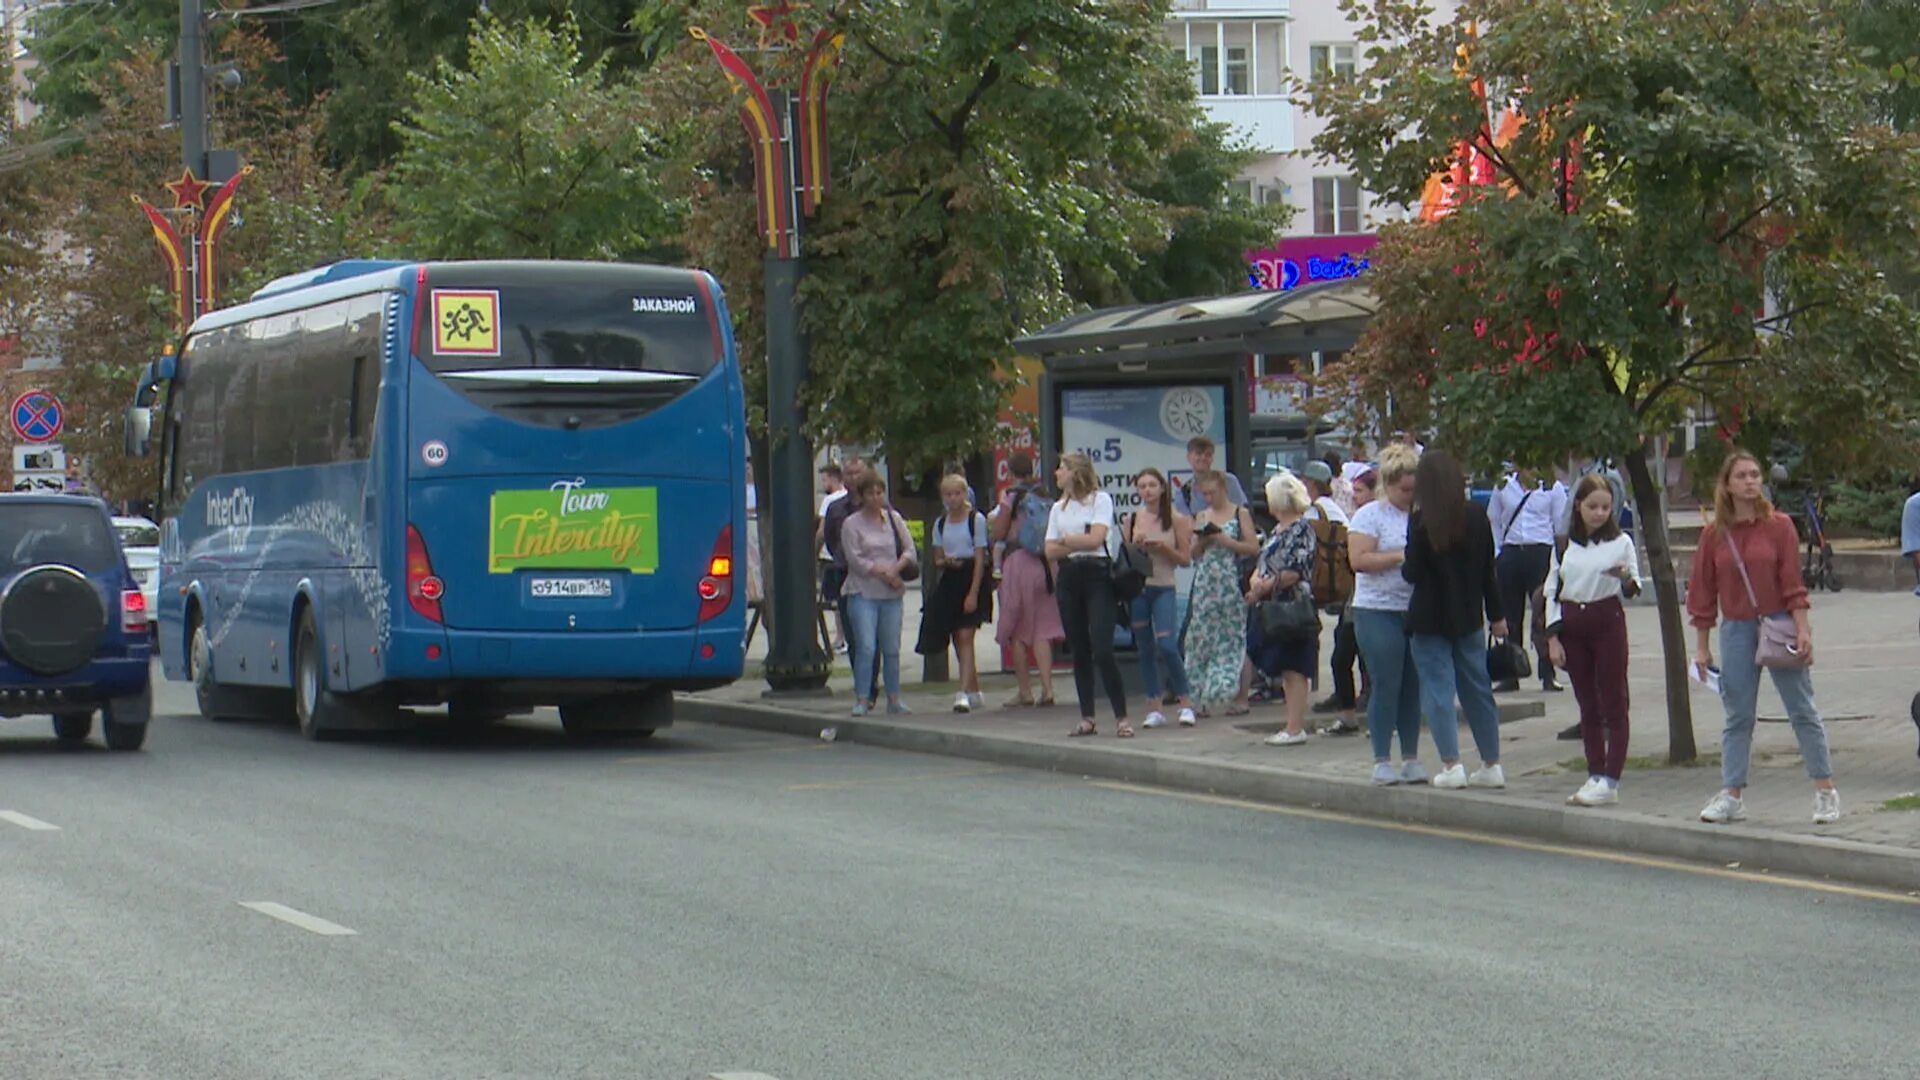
[1309,0,1920,760]
[652,0,1280,466]
[385,15,680,261]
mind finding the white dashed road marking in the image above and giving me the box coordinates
[711,1073,786,1080]
[0,810,59,831]
[238,901,358,936]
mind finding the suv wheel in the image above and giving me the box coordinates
[52,713,93,744]
[102,685,150,752]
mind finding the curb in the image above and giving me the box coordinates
[679,697,1920,894]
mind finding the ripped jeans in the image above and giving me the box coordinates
[1132,585,1192,701]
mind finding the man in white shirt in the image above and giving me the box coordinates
[1300,461,1349,525]
[1487,466,1566,693]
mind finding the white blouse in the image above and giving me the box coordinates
[1545,534,1641,628]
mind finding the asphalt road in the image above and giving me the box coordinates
[2,675,1916,1080]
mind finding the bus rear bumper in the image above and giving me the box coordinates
[386,624,745,687]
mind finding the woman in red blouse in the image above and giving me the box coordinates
[1686,451,1839,826]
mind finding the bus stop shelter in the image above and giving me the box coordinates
[1011,278,1377,500]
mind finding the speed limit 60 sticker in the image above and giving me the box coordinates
[421,440,449,468]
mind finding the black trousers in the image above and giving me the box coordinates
[1330,607,1362,705]
[1496,543,1554,679]
[1054,558,1128,721]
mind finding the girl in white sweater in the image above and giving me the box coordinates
[1544,475,1642,806]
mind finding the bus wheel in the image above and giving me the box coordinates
[294,608,392,741]
[558,688,669,741]
[190,614,247,722]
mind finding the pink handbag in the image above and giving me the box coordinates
[1723,529,1808,669]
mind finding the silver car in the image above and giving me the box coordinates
[113,516,160,635]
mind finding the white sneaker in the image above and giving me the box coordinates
[1700,791,1746,824]
[1469,764,1506,789]
[1142,711,1168,729]
[1264,730,1309,746]
[1400,760,1429,785]
[1573,778,1618,806]
[1178,709,1198,727]
[1372,762,1401,786]
[1431,763,1468,789]
[968,692,986,711]
[1813,788,1842,825]
[953,692,972,713]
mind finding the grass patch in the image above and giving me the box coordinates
[1558,753,1728,772]
[1882,795,1920,812]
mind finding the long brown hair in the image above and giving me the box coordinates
[1134,467,1172,523]
[1413,449,1467,551]
[1567,473,1622,544]
[1711,449,1773,530]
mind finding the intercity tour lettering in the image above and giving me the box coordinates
[206,487,255,529]
[494,479,645,567]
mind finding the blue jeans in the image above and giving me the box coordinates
[1408,631,1501,764]
[1131,585,1191,701]
[1354,609,1422,761]
[1717,618,1831,789]
[849,595,903,702]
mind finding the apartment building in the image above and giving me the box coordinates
[3,0,46,133]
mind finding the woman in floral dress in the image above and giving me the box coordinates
[1184,470,1260,714]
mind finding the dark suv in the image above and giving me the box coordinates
[0,495,151,750]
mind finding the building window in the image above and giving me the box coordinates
[1312,176,1362,235]
[1309,43,1357,81]
[1184,20,1283,98]
[1228,179,1254,203]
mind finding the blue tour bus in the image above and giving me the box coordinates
[125,260,748,740]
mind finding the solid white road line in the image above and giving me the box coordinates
[710,1073,786,1080]
[0,810,59,831]
[238,901,358,937]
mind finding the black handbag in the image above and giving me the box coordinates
[1256,590,1320,643]
[892,515,919,582]
[1110,515,1148,602]
[1487,634,1531,681]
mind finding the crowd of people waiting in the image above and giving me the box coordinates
[814,440,1843,825]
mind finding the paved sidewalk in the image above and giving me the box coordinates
[707,589,1920,890]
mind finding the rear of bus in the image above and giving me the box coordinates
[388,262,746,711]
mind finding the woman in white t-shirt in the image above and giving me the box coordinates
[1044,453,1129,737]
[1348,443,1427,786]
[919,474,993,714]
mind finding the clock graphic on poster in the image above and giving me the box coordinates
[1159,387,1214,441]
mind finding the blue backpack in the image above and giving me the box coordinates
[1006,485,1052,556]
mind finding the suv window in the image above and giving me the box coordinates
[0,505,119,575]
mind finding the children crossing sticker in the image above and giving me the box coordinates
[431,289,501,357]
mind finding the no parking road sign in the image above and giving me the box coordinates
[10,390,63,444]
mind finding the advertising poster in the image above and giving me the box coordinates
[1059,383,1231,509]
[992,356,1045,503]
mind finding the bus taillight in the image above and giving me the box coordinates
[697,526,733,623]
[406,525,445,623]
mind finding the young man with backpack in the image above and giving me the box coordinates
[990,454,1063,708]
[1304,461,1364,732]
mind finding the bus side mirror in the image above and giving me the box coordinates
[134,363,159,408]
[124,405,153,458]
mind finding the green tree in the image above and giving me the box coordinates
[385,14,680,261]
[653,0,1280,466]
[1310,0,1920,760]
[17,0,176,128]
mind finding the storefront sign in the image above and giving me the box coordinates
[1247,235,1379,292]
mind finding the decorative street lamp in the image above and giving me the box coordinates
[132,165,251,332]
[691,9,844,694]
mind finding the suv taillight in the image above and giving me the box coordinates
[121,590,149,633]
[697,525,734,623]
[406,525,444,623]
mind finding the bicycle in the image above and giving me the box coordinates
[1800,488,1842,593]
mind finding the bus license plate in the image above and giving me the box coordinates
[530,577,613,599]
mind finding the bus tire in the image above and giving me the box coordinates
[293,607,392,741]
[558,688,669,741]
[189,612,249,722]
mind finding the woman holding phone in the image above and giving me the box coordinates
[1126,468,1196,728]
[1184,470,1261,717]
[1545,474,1641,806]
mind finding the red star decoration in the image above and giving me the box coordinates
[164,169,212,211]
[747,2,808,48]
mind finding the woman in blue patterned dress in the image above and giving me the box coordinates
[1183,470,1260,715]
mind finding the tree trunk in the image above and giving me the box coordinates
[1623,440,1698,763]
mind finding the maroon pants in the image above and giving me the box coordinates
[1560,597,1629,780]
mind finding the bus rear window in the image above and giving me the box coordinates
[417,277,722,430]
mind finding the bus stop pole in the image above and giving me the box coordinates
[761,89,831,695]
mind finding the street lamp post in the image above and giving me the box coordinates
[692,19,844,696]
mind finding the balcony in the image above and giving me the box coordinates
[1168,13,1293,154]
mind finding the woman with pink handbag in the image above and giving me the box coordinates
[1686,451,1840,825]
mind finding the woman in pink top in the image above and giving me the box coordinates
[1686,451,1839,826]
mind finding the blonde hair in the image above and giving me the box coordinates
[1712,450,1773,530]
[1059,453,1099,501]
[938,473,971,507]
[1376,443,1420,486]
[1192,469,1235,503]
[1264,471,1310,516]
